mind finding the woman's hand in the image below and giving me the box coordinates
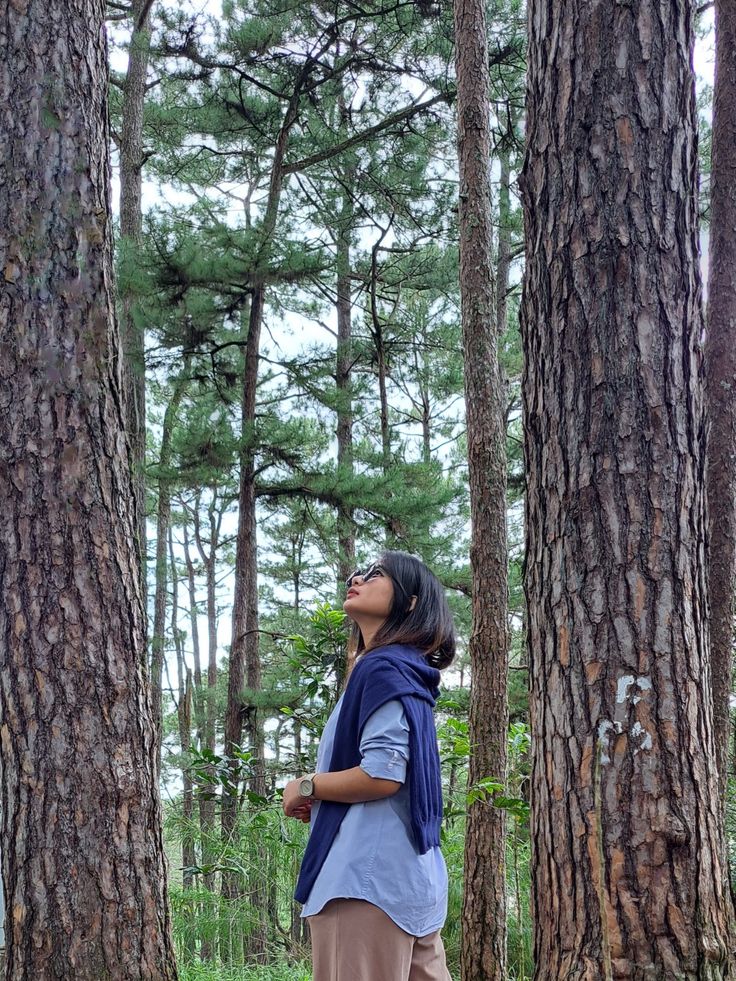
[283,778,313,822]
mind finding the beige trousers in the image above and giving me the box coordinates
[307,898,453,981]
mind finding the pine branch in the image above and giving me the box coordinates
[283,92,450,175]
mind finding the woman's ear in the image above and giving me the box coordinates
[408,595,417,612]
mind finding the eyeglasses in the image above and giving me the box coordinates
[345,563,410,601]
[345,563,384,589]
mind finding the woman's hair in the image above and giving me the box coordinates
[350,550,456,670]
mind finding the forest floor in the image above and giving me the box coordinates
[179,964,462,980]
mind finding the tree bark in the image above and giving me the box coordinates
[119,0,155,577]
[0,2,177,978]
[706,0,736,804]
[454,1,509,979]
[521,0,735,976]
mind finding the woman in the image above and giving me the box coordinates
[282,550,455,981]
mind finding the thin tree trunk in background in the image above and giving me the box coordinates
[369,227,403,545]
[227,68,316,960]
[445,762,458,829]
[334,172,355,691]
[370,235,393,473]
[454,1,509,978]
[706,0,736,804]
[496,149,511,340]
[119,0,155,586]
[0,2,176,977]
[335,189,355,580]
[151,370,188,766]
[223,297,261,961]
[182,506,210,963]
[193,493,221,961]
[415,327,432,466]
[290,719,304,943]
[231,287,268,960]
[521,0,735,974]
[170,529,197,964]
[182,514,204,738]
[291,526,305,615]
[169,528,196,896]
[335,73,356,621]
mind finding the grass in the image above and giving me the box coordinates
[180,965,312,981]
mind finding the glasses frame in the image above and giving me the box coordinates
[345,563,411,601]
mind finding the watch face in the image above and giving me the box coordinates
[299,778,313,797]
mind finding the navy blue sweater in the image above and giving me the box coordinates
[294,644,443,905]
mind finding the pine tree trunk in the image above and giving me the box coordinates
[169,529,196,896]
[181,515,204,738]
[369,232,400,545]
[706,0,736,804]
[170,532,197,963]
[227,73,311,961]
[151,372,188,766]
[193,496,220,960]
[290,719,304,944]
[222,295,262,962]
[336,176,356,608]
[0,3,176,978]
[119,0,154,586]
[371,241,393,472]
[454,1,509,979]
[496,149,511,340]
[521,0,735,975]
[335,72,357,613]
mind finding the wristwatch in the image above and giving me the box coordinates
[298,772,318,799]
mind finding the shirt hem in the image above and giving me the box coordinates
[300,893,445,938]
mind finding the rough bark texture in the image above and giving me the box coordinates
[0,2,177,978]
[706,0,736,804]
[454,1,509,979]
[119,0,155,574]
[521,1,735,977]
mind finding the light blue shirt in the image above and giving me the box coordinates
[300,695,448,937]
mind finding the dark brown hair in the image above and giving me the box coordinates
[349,550,456,670]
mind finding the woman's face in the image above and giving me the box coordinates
[343,563,395,626]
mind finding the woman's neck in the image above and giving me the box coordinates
[353,615,384,652]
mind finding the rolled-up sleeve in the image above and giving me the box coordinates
[359,699,410,782]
